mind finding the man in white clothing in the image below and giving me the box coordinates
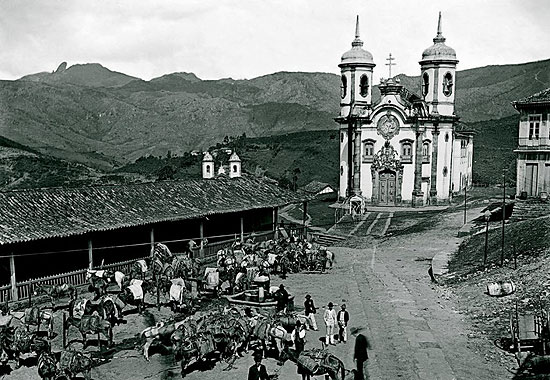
[323,302,337,345]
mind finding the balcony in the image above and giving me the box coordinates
[515,138,550,152]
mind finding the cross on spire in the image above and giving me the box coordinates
[385,53,396,78]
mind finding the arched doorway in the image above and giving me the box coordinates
[379,169,397,205]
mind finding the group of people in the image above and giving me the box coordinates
[247,292,369,380]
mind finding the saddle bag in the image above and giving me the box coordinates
[297,355,320,374]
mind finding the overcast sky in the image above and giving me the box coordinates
[0,0,549,81]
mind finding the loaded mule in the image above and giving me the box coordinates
[55,349,93,380]
[33,283,77,310]
[112,279,151,315]
[64,312,113,349]
[0,324,49,368]
[140,316,197,361]
[86,268,126,292]
[9,306,56,339]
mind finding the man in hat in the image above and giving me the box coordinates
[304,294,318,331]
[337,303,350,343]
[248,351,269,380]
[323,302,337,345]
[275,284,289,312]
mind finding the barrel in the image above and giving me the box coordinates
[487,281,515,296]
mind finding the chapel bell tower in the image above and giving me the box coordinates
[339,16,375,197]
[419,12,458,117]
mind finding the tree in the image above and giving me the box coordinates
[157,165,175,180]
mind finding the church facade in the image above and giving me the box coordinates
[336,14,473,207]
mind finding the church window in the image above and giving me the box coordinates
[206,165,211,173]
[443,166,448,177]
[341,75,347,99]
[400,140,413,164]
[362,140,375,163]
[529,115,541,140]
[360,75,369,97]
[445,133,449,142]
[341,132,345,142]
[442,72,453,97]
[422,73,429,97]
[422,141,430,163]
[340,166,344,176]
[233,165,238,173]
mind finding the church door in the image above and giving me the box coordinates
[379,170,396,205]
[525,163,538,196]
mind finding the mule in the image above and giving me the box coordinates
[33,283,77,309]
[141,317,197,361]
[64,314,113,348]
[114,279,150,315]
[37,344,56,380]
[0,325,49,368]
[56,349,93,380]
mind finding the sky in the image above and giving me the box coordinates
[0,0,549,82]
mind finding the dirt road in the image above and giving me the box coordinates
[4,207,515,380]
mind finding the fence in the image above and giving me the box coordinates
[0,257,148,304]
[0,228,288,305]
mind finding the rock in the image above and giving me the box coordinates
[55,62,67,73]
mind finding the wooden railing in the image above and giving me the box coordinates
[0,230,282,304]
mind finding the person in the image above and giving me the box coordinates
[304,294,318,331]
[292,320,310,380]
[337,304,349,343]
[275,284,289,312]
[323,302,337,345]
[354,334,369,380]
[248,351,269,380]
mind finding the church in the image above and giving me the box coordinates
[336,13,473,208]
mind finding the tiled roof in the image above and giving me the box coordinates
[513,88,550,107]
[301,181,335,194]
[0,175,310,245]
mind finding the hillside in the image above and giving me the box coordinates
[1,59,546,170]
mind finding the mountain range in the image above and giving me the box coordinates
[1,59,548,171]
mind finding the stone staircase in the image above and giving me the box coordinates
[509,199,550,223]
[312,232,347,246]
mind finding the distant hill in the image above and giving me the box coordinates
[1,59,548,172]
[20,62,137,88]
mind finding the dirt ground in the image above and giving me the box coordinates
[2,206,519,380]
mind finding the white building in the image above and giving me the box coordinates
[512,88,550,198]
[336,14,473,207]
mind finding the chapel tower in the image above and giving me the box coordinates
[338,16,375,197]
[419,12,458,117]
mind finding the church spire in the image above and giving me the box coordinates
[352,15,363,47]
[433,11,446,43]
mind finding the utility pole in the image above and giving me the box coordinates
[463,183,467,225]
[501,170,506,266]
[484,211,491,267]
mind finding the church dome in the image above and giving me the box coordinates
[229,151,241,162]
[202,152,214,162]
[340,16,374,67]
[420,13,458,64]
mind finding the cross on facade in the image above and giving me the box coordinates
[385,53,396,78]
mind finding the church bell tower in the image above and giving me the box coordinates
[419,12,458,117]
[338,16,375,198]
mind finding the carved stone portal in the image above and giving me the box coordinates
[371,141,404,205]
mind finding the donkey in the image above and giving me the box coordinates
[33,283,77,310]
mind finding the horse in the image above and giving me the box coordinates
[33,283,77,309]
[64,314,113,348]
[0,325,49,368]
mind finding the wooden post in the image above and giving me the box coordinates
[150,228,155,256]
[302,201,308,239]
[240,217,244,243]
[200,221,204,258]
[9,253,18,302]
[273,207,279,239]
[28,282,32,308]
[501,170,506,267]
[88,239,93,270]
[62,313,67,348]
